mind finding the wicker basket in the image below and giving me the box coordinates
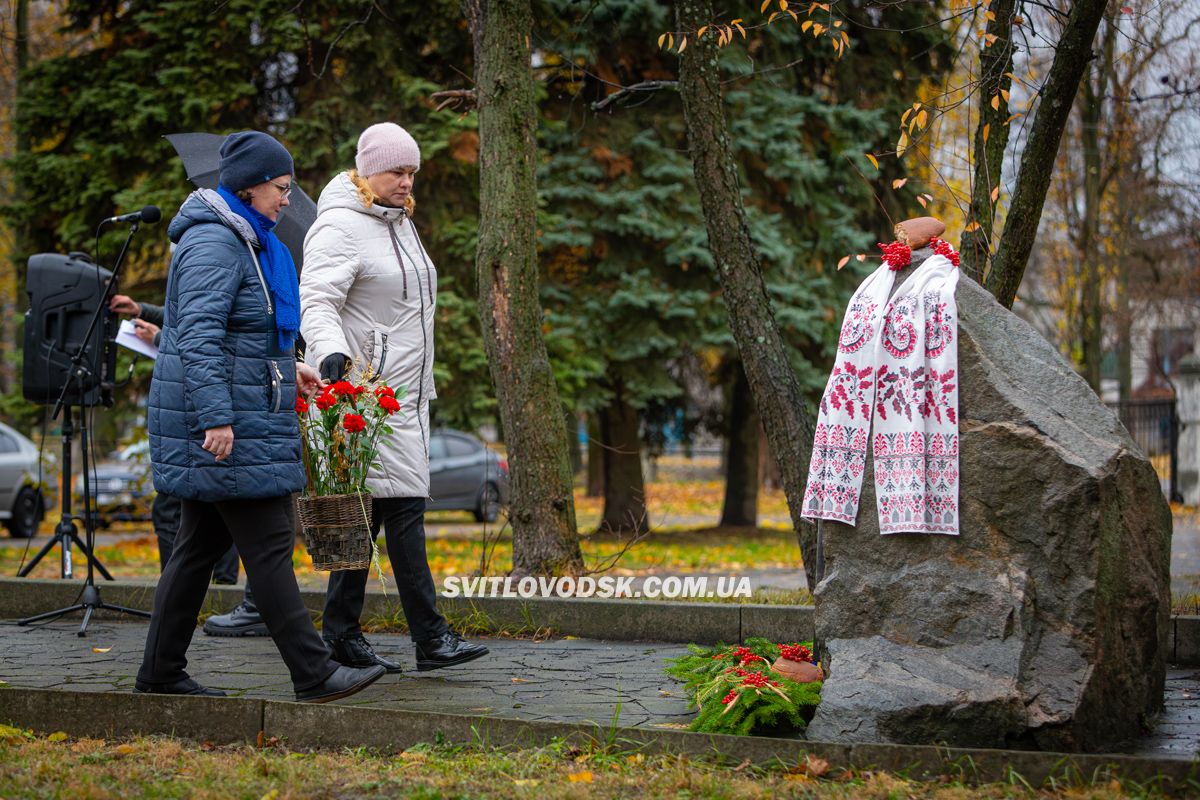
[296,492,373,571]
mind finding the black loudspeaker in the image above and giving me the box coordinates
[22,252,117,407]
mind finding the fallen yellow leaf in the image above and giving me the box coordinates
[47,732,68,742]
[91,646,112,654]
[569,771,593,783]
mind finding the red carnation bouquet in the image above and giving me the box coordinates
[297,380,404,496]
[295,378,405,571]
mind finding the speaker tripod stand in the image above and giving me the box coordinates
[18,395,150,635]
[17,406,111,582]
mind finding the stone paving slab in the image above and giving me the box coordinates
[0,618,1198,762]
[0,619,696,731]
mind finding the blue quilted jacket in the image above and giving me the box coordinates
[149,190,305,502]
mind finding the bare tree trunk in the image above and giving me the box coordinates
[1078,79,1105,393]
[985,0,1109,307]
[5,0,30,392]
[586,413,604,497]
[566,409,582,476]
[720,360,758,527]
[1078,14,1116,394]
[598,382,649,534]
[676,0,816,571]
[960,0,1016,283]
[1115,252,1132,402]
[466,0,582,576]
[758,426,781,491]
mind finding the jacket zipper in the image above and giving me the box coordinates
[383,213,432,460]
[244,241,274,314]
[270,361,283,413]
[368,332,389,382]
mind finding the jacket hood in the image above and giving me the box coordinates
[167,189,260,247]
[315,172,408,223]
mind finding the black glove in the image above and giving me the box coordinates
[320,353,349,383]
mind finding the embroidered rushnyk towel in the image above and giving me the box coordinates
[802,252,960,535]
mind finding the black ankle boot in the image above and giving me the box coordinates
[202,599,268,637]
[414,632,489,671]
[295,665,386,703]
[324,633,404,674]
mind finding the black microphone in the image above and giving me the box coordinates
[103,205,161,225]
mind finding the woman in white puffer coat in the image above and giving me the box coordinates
[300,122,488,674]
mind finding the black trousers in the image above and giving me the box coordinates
[153,492,239,584]
[138,494,337,691]
[323,497,449,643]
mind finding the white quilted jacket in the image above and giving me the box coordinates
[300,172,437,498]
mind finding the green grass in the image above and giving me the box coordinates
[0,726,1180,799]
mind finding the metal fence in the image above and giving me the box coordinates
[1108,399,1180,501]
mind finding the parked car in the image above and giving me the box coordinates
[76,439,154,526]
[0,421,46,538]
[428,429,510,522]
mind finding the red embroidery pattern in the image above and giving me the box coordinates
[873,365,958,424]
[881,294,918,359]
[872,431,959,534]
[923,291,954,358]
[838,299,879,354]
[820,360,874,421]
[803,423,869,523]
[919,367,957,424]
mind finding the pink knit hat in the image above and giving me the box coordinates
[355,122,421,176]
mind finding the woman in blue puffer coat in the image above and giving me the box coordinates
[135,131,385,703]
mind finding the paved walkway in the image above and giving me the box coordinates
[0,618,1196,758]
[0,620,695,731]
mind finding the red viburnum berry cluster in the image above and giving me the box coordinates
[879,240,912,270]
[741,672,779,689]
[721,690,738,705]
[930,236,961,267]
[778,643,814,663]
[730,646,767,667]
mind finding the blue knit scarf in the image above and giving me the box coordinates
[217,185,300,351]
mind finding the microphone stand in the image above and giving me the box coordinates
[19,220,152,635]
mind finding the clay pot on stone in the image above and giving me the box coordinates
[772,657,824,683]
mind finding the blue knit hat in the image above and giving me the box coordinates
[218,131,294,192]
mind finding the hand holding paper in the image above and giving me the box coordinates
[116,318,158,360]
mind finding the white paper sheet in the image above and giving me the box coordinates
[116,319,158,360]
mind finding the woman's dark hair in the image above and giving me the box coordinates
[236,188,254,205]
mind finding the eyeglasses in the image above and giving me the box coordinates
[268,180,293,198]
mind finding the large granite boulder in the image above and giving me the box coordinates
[805,275,1172,753]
